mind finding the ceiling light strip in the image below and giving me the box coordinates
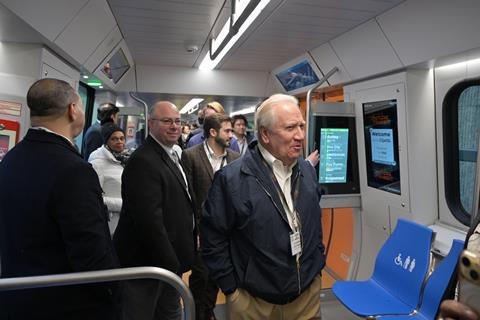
[200,0,270,71]
[180,98,204,114]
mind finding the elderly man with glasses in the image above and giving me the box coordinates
[114,101,196,320]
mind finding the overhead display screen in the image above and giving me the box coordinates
[319,128,349,183]
[275,59,320,92]
[363,99,401,195]
[101,48,130,84]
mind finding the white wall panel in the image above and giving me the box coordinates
[0,0,88,41]
[0,43,42,78]
[377,0,480,67]
[309,43,351,85]
[330,19,403,80]
[136,65,271,97]
[54,0,116,65]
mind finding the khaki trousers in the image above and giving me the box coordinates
[226,275,322,320]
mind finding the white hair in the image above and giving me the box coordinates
[255,94,298,135]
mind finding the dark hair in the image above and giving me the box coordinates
[204,114,231,138]
[232,114,248,127]
[101,123,124,144]
[27,78,77,117]
[97,102,119,124]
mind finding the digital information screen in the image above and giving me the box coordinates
[363,99,401,195]
[319,128,349,183]
[370,128,395,166]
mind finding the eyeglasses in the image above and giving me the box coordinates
[151,118,181,126]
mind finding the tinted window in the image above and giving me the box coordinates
[458,86,480,213]
[443,79,480,225]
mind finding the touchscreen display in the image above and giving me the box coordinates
[319,128,349,183]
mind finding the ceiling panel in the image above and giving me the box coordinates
[108,0,405,71]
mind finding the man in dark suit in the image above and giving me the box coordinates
[181,114,239,320]
[114,101,196,320]
[0,78,119,320]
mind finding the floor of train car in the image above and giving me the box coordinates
[181,269,361,319]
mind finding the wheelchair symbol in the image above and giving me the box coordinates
[394,253,403,266]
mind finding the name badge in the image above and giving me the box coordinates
[290,231,302,256]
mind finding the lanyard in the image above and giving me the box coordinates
[258,151,301,232]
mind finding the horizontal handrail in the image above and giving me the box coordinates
[0,266,195,320]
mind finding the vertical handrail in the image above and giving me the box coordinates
[305,67,339,152]
[471,133,480,225]
[0,267,195,320]
[129,92,149,140]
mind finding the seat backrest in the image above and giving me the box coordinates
[371,219,434,308]
[418,239,464,319]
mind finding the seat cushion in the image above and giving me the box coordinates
[333,280,415,316]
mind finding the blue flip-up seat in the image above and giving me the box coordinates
[332,219,434,317]
[377,239,464,320]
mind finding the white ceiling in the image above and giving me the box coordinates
[108,0,405,71]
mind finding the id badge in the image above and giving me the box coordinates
[290,231,302,256]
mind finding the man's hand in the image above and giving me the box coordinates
[306,150,319,167]
[438,300,478,320]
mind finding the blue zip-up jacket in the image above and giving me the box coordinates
[200,141,325,305]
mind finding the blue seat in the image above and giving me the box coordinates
[378,239,465,320]
[332,219,434,317]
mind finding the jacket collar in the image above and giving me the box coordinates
[25,129,81,156]
[240,140,302,181]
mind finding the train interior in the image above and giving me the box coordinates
[1,0,480,319]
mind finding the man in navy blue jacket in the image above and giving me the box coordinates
[200,94,325,320]
[0,78,119,320]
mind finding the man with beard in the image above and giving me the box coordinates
[181,114,239,320]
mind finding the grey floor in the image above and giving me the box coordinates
[211,296,362,320]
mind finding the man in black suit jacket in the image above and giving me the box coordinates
[0,79,119,320]
[181,114,239,320]
[114,101,196,320]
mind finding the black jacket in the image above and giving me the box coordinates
[113,136,196,273]
[200,142,326,304]
[0,129,119,320]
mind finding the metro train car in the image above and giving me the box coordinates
[0,0,479,319]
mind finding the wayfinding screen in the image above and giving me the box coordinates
[312,116,359,194]
[319,128,349,183]
[363,99,401,195]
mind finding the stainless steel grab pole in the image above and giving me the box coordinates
[305,67,339,152]
[129,92,149,141]
[0,266,195,320]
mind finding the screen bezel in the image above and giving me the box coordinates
[93,40,134,88]
[271,54,325,96]
[312,115,360,195]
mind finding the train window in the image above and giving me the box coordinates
[443,78,480,225]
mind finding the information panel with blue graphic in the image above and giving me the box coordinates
[319,128,349,183]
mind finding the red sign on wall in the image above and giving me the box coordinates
[0,119,20,161]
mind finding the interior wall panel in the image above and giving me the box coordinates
[0,0,88,41]
[377,0,480,67]
[329,19,403,80]
[136,65,270,97]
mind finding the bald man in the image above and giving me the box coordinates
[0,78,119,320]
[114,101,196,320]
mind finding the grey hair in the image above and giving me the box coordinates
[255,94,298,135]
